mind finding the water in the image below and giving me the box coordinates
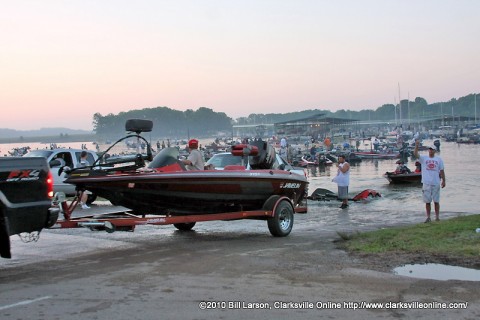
[302,140,479,231]
[1,141,97,156]
[394,263,480,281]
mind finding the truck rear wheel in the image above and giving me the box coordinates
[0,209,12,258]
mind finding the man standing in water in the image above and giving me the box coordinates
[333,154,350,209]
[414,140,446,222]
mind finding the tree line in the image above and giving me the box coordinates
[93,107,233,139]
[92,93,479,138]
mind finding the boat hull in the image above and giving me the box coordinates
[384,172,421,184]
[353,152,400,160]
[66,170,308,215]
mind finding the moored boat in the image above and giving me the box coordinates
[352,151,400,160]
[383,171,421,184]
[384,160,421,184]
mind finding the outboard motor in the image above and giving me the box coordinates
[248,139,275,169]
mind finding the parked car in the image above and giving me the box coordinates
[23,148,99,204]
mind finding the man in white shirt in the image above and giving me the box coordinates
[414,140,446,222]
[182,139,205,170]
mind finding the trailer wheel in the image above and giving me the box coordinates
[267,200,294,237]
[173,222,196,231]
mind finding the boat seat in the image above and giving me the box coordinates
[223,165,246,170]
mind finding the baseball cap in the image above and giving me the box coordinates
[188,139,198,148]
[428,145,437,151]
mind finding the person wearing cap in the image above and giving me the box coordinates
[182,139,205,170]
[414,140,446,223]
[414,161,422,173]
[395,160,411,174]
[332,154,350,209]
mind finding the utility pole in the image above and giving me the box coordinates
[394,97,397,126]
[441,103,444,126]
[407,91,410,126]
[398,83,402,126]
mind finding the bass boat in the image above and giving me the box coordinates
[384,171,421,184]
[64,120,308,216]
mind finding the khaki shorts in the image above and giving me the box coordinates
[422,184,440,203]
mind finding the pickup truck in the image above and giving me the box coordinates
[23,148,99,204]
[0,157,59,258]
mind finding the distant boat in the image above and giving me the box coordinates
[352,151,400,160]
[383,171,421,184]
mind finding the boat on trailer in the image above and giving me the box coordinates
[52,119,308,237]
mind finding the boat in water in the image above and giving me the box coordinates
[384,171,421,184]
[351,151,400,160]
[64,120,308,217]
[383,161,421,184]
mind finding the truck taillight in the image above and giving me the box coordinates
[47,171,54,198]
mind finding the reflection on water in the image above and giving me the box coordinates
[394,263,480,281]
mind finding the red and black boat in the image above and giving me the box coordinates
[383,171,421,184]
[383,160,422,184]
[61,120,308,236]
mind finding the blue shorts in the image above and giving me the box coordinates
[422,184,440,203]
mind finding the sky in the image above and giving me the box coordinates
[1,0,479,131]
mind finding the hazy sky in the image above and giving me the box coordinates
[2,0,479,131]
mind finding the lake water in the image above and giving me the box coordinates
[300,139,479,232]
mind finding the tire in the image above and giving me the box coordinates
[173,222,196,231]
[0,208,11,258]
[86,194,97,205]
[45,208,59,228]
[267,200,294,237]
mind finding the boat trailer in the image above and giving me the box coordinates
[50,192,308,237]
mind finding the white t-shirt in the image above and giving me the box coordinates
[186,149,205,170]
[334,162,350,187]
[418,155,444,185]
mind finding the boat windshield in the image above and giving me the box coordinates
[148,147,181,169]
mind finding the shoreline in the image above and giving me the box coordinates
[0,133,96,144]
